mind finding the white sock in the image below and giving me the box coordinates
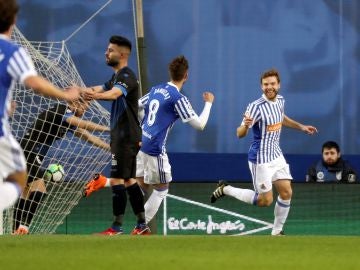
[0,182,21,211]
[144,188,168,223]
[272,196,291,235]
[223,185,256,205]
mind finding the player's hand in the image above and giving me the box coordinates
[243,113,253,127]
[63,86,81,101]
[203,92,214,103]
[302,125,318,135]
[82,87,97,101]
[8,101,17,117]
[301,125,318,135]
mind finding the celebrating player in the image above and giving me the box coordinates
[0,0,80,213]
[211,68,317,235]
[138,55,214,225]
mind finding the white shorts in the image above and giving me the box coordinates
[136,150,145,178]
[140,151,172,185]
[248,155,292,194]
[0,134,27,179]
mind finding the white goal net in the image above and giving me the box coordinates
[2,27,111,234]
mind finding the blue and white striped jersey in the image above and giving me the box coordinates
[245,94,285,164]
[0,34,37,137]
[139,82,196,156]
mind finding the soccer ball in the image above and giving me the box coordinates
[44,164,65,182]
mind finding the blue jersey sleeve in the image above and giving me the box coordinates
[174,96,197,122]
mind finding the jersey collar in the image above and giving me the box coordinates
[262,93,277,103]
[168,81,180,92]
[0,34,10,40]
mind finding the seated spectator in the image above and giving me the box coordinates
[306,141,357,183]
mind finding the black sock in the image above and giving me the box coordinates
[24,191,45,226]
[127,183,145,224]
[112,184,127,227]
[13,198,26,230]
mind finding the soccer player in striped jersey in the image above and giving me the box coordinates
[138,55,214,225]
[0,0,79,213]
[211,68,317,235]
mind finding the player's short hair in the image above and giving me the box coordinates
[169,55,189,81]
[260,68,281,84]
[322,141,340,153]
[109,35,132,51]
[0,0,19,33]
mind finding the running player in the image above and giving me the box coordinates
[211,68,317,235]
[0,0,79,213]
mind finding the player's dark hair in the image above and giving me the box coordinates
[322,141,340,153]
[169,55,189,81]
[260,68,281,83]
[109,35,132,51]
[0,0,19,33]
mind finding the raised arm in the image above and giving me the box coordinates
[187,92,214,130]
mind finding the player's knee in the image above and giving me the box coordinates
[279,188,292,200]
[257,194,273,207]
[153,188,168,199]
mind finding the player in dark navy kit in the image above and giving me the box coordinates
[13,100,110,234]
[137,55,214,225]
[306,141,357,183]
[83,36,147,235]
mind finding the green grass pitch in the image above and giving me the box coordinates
[0,235,359,270]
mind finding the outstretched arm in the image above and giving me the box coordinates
[82,86,122,101]
[73,128,110,151]
[283,115,318,135]
[66,116,110,132]
[25,76,80,101]
[187,92,214,130]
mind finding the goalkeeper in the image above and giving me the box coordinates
[13,99,110,235]
[0,0,80,215]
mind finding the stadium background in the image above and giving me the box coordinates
[14,0,360,235]
[17,0,360,155]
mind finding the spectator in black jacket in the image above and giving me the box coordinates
[306,141,357,183]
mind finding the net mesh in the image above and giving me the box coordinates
[2,27,111,234]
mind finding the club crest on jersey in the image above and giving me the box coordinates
[266,122,282,132]
[317,171,324,180]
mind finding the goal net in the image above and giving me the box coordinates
[2,26,111,234]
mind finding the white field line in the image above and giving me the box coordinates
[162,194,273,235]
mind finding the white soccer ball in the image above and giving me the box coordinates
[44,164,65,182]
